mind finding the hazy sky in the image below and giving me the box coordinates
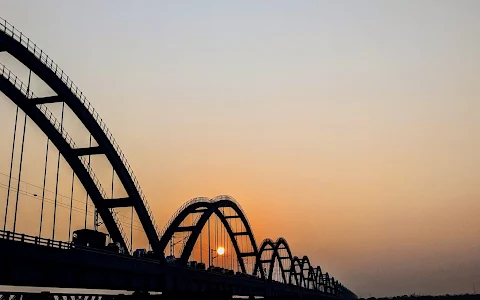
[1,1,480,297]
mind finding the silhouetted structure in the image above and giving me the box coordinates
[0,16,356,299]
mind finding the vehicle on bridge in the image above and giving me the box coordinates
[187,260,197,268]
[72,229,106,248]
[72,229,122,254]
[166,255,178,264]
[196,262,206,270]
[133,248,147,257]
[225,269,234,276]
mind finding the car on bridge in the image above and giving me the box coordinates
[225,269,234,276]
[72,229,123,254]
[166,255,178,264]
[133,248,147,257]
[187,260,197,268]
[72,229,107,249]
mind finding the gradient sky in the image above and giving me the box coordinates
[1,1,480,297]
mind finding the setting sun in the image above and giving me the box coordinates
[217,247,225,255]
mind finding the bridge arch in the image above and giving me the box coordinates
[330,277,338,295]
[324,272,332,293]
[288,256,302,286]
[256,238,276,279]
[0,17,161,255]
[253,237,337,293]
[158,195,265,278]
[255,237,296,284]
[314,266,323,291]
[300,256,316,289]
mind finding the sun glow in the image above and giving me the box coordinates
[217,246,225,255]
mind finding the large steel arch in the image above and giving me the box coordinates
[0,17,162,255]
[0,63,130,251]
[158,195,265,278]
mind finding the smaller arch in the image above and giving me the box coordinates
[271,237,295,283]
[314,266,323,291]
[256,238,276,279]
[158,196,265,278]
[307,265,316,289]
[255,237,334,291]
[255,237,296,284]
[333,279,340,296]
[324,272,331,293]
[289,256,302,286]
[330,277,337,295]
[300,256,313,288]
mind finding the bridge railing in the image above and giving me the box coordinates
[0,17,161,241]
[0,228,353,297]
[0,230,71,250]
[0,63,130,253]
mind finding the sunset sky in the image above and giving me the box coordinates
[1,1,479,297]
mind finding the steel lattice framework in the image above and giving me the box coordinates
[0,16,355,297]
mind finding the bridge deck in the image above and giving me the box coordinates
[0,234,338,299]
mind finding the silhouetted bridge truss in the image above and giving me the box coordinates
[0,17,356,300]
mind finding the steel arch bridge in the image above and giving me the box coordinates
[0,17,355,298]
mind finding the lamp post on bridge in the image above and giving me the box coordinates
[210,247,224,267]
[169,234,187,258]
